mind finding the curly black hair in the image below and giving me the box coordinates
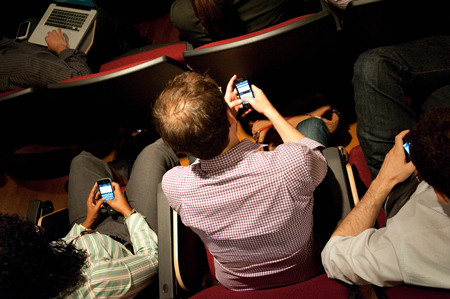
[0,213,87,299]
[408,107,450,198]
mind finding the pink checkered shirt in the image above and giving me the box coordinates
[162,138,327,291]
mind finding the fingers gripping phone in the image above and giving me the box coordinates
[97,178,117,215]
[234,76,254,110]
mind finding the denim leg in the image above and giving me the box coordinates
[188,155,197,165]
[354,36,450,178]
[296,117,329,147]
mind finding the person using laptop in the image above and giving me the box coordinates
[0,6,148,92]
[0,28,92,92]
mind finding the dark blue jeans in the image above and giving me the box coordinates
[354,35,450,178]
[296,117,329,147]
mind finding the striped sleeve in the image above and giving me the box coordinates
[62,223,85,241]
[66,213,158,298]
[90,213,158,298]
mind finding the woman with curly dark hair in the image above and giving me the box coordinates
[0,138,180,298]
[0,213,87,299]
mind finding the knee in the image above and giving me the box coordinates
[296,117,330,146]
[70,151,96,170]
[296,116,328,131]
[354,50,380,83]
[353,48,398,84]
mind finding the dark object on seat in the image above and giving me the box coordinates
[0,88,49,151]
[157,147,357,298]
[372,284,450,299]
[27,200,69,242]
[27,200,54,225]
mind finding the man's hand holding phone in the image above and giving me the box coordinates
[225,75,243,116]
[376,130,416,190]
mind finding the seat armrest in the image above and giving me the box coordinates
[322,147,355,223]
[27,200,55,224]
[38,208,69,242]
[27,200,44,224]
[157,183,176,299]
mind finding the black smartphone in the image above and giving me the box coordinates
[234,76,254,110]
[403,142,411,162]
[97,178,115,203]
[16,21,31,40]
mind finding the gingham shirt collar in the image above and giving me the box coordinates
[197,138,266,172]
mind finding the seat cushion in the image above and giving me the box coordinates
[384,285,450,299]
[57,43,188,84]
[100,42,188,71]
[189,274,349,299]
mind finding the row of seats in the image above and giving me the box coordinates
[0,7,338,148]
[3,0,445,151]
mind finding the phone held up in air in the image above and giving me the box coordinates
[234,76,254,110]
[97,178,115,203]
[403,141,411,163]
[16,21,31,40]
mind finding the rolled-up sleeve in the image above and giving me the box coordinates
[321,228,404,287]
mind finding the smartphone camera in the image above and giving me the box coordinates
[234,76,254,110]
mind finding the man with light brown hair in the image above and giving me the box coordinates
[153,71,332,290]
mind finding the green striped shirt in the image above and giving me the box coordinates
[61,213,158,298]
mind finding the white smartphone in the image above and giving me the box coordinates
[16,21,31,40]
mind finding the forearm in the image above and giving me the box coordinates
[265,107,305,143]
[126,213,158,255]
[332,177,394,237]
[81,218,97,229]
[58,49,92,77]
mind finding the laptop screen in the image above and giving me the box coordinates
[54,0,96,8]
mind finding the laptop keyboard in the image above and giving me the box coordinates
[45,9,88,31]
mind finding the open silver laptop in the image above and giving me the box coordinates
[28,0,97,50]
